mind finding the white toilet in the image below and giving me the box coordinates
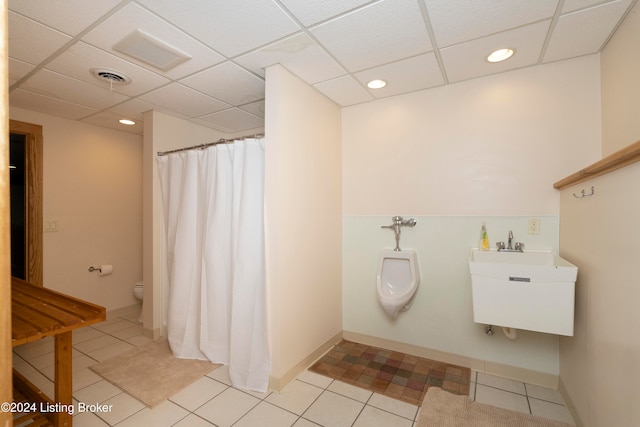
[133,282,143,323]
[376,250,420,319]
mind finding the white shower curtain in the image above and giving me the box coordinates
[157,138,269,392]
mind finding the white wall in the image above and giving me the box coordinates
[11,107,143,311]
[342,56,602,381]
[601,2,640,155]
[265,65,343,387]
[558,163,640,426]
[558,3,640,425]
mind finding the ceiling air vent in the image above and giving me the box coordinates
[113,29,191,71]
[90,68,131,86]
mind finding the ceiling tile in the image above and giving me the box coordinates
[22,69,129,110]
[137,0,301,57]
[108,99,156,121]
[238,100,266,118]
[81,3,225,79]
[9,0,123,36]
[46,42,171,96]
[198,108,264,132]
[313,75,374,106]
[235,33,345,84]
[9,58,35,86]
[8,11,72,65]
[544,0,633,62]
[10,89,97,120]
[425,0,558,47]
[180,62,265,106]
[441,20,550,83]
[354,53,445,98]
[279,0,373,26]
[139,83,231,117]
[81,111,143,135]
[562,0,616,13]
[311,0,433,72]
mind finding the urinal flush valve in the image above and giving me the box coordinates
[381,216,417,251]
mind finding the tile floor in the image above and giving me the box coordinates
[12,308,575,426]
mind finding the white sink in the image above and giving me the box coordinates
[469,249,577,336]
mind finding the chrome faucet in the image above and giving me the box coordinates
[381,216,417,251]
[497,230,524,252]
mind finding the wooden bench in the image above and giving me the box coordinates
[12,277,106,427]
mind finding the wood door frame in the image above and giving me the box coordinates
[10,119,43,285]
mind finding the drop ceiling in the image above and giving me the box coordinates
[8,0,636,135]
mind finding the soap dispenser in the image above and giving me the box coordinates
[479,222,490,250]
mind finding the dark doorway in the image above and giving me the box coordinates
[10,133,26,279]
[9,120,43,285]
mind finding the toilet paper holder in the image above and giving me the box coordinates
[88,265,113,276]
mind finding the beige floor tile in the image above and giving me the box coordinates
[297,370,333,389]
[86,341,135,362]
[74,380,122,405]
[173,413,216,426]
[353,405,413,427]
[477,373,527,395]
[125,334,154,347]
[110,324,145,340]
[72,367,103,392]
[73,327,108,344]
[475,384,530,414]
[14,339,54,359]
[74,335,121,353]
[367,392,418,420]
[115,399,190,427]
[266,379,324,415]
[529,398,575,425]
[302,391,364,427]
[27,350,55,370]
[525,383,566,404]
[328,380,373,403]
[234,401,298,427]
[94,319,139,334]
[170,376,229,412]
[95,392,145,425]
[72,410,110,426]
[292,418,319,427]
[195,387,260,427]
[206,364,232,385]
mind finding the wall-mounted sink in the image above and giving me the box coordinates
[469,249,577,336]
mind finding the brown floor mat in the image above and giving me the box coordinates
[309,340,471,406]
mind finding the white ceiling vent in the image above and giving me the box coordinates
[113,30,192,71]
[90,68,131,85]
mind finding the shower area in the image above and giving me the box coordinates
[143,64,343,393]
[157,136,269,392]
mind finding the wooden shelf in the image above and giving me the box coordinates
[554,139,640,189]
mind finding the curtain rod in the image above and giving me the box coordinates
[156,133,264,156]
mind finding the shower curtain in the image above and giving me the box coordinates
[157,138,269,392]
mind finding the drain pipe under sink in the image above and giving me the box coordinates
[502,327,518,340]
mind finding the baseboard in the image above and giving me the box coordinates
[343,330,559,389]
[268,331,343,392]
[558,376,583,427]
[106,304,141,319]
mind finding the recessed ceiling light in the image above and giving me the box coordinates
[119,119,136,126]
[367,79,387,89]
[487,48,515,63]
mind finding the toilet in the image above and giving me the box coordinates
[376,250,420,319]
[133,282,143,323]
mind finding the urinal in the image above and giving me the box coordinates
[376,250,420,319]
